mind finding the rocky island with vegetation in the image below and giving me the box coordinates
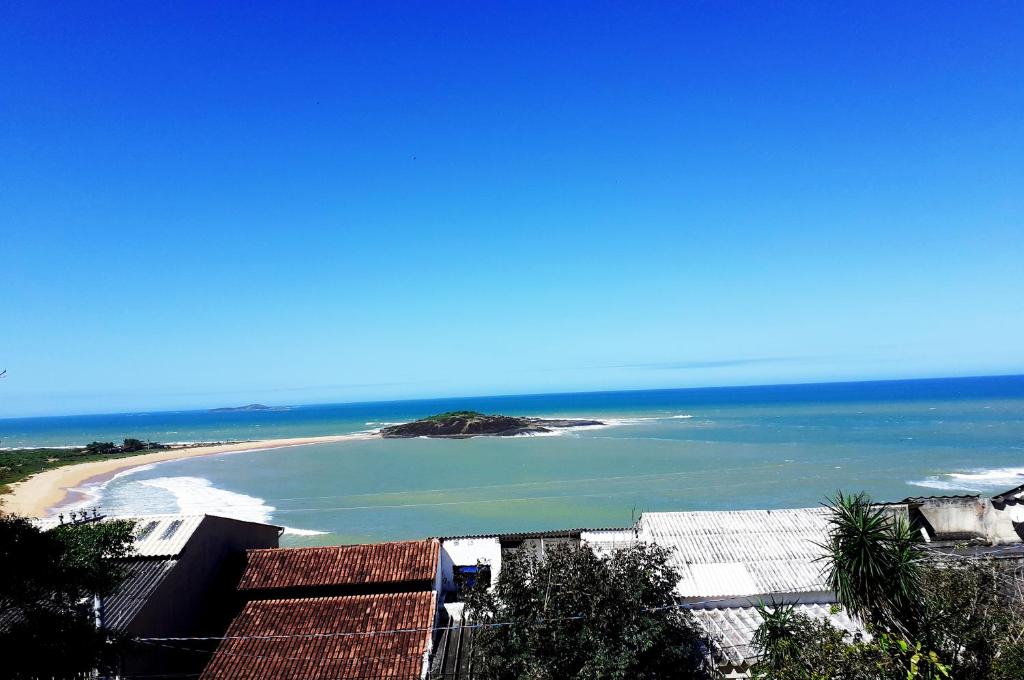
[379,411,603,438]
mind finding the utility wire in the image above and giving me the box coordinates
[137,581,835,643]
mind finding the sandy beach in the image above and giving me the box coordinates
[0,434,373,518]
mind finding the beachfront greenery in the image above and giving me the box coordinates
[463,542,717,680]
[0,514,136,678]
[0,439,168,495]
[753,491,1024,679]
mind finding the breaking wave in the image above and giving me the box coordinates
[509,413,697,437]
[80,475,326,536]
[910,467,1024,493]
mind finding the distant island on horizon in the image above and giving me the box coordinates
[209,404,287,413]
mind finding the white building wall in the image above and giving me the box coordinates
[441,537,502,589]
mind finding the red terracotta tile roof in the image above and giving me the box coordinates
[201,592,436,680]
[238,539,439,591]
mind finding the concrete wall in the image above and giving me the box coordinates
[914,496,1024,545]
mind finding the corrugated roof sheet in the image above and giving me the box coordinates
[101,558,177,631]
[34,514,204,558]
[238,539,439,591]
[580,529,637,557]
[638,508,832,599]
[128,515,206,557]
[900,494,980,503]
[694,604,866,667]
[201,592,436,680]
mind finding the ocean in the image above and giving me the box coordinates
[3,375,1024,546]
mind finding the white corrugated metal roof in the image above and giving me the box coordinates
[35,514,205,557]
[128,515,205,557]
[580,529,637,557]
[638,508,832,600]
[693,603,866,667]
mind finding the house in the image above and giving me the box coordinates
[633,507,876,676]
[202,538,444,680]
[36,513,282,676]
[430,526,638,677]
[438,526,633,595]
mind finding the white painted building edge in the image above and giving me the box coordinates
[441,536,502,589]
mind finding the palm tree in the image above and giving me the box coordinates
[821,491,924,638]
[752,601,803,672]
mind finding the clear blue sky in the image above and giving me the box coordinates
[2,2,1022,417]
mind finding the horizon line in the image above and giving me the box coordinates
[3,372,1022,422]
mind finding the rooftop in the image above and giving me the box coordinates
[238,539,439,591]
[100,558,178,630]
[638,508,836,601]
[201,592,436,680]
[694,604,865,668]
[34,513,282,558]
[993,483,1024,505]
[34,514,207,558]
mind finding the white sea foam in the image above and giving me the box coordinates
[111,476,327,535]
[910,467,1024,493]
[138,477,273,522]
[509,413,697,436]
[53,463,161,517]
[585,414,695,427]
[282,526,328,536]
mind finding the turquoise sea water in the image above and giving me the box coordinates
[3,376,1024,545]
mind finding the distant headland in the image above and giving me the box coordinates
[209,404,283,412]
[379,411,603,438]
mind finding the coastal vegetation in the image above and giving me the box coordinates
[380,411,603,438]
[0,439,169,495]
[0,514,136,677]
[463,541,717,679]
[754,492,1024,679]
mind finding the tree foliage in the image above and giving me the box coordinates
[121,438,147,452]
[464,542,716,680]
[919,560,1024,680]
[753,602,950,680]
[0,514,136,678]
[84,441,119,455]
[822,491,923,638]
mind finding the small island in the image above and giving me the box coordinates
[379,411,603,438]
[209,404,277,412]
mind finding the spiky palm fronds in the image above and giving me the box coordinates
[822,492,924,637]
[753,601,802,670]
